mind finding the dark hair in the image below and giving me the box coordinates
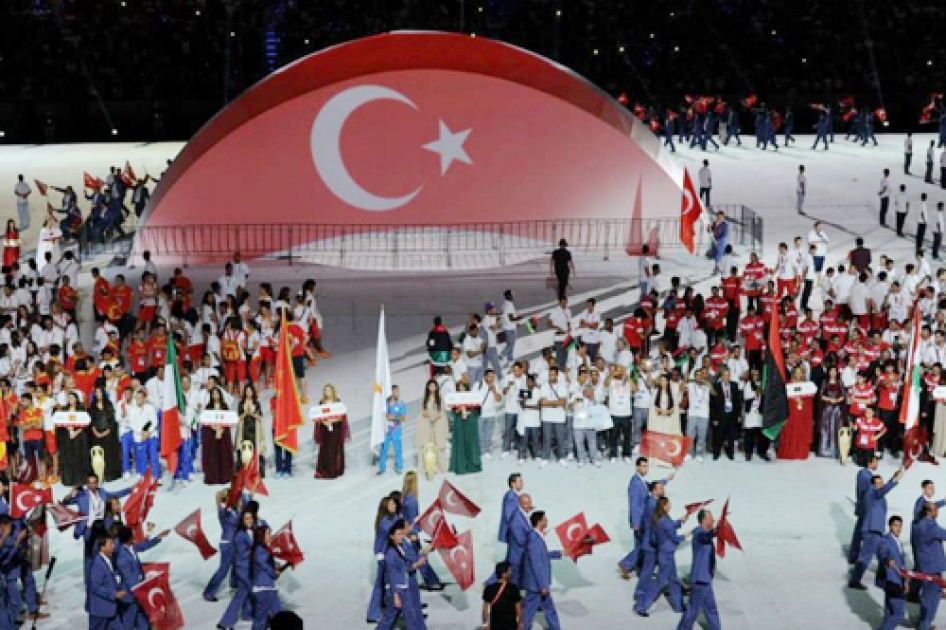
[636,457,648,467]
[923,479,935,489]
[117,525,134,545]
[495,561,511,577]
[508,473,521,488]
[387,518,407,541]
[270,611,304,630]
[530,510,545,527]
[888,515,903,527]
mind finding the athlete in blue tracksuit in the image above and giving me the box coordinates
[115,524,167,630]
[677,510,721,630]
[849,456,877,564]
[204,489,243,601]
[876,515,907,630]
[0,484,42,621]
[378,518,427,630]
[367,496,400,622]
[618,458,651,576]
[812,113,830,150]
[915,502,946,630]
[862,109,878,146]
[664,115,677,152]
[849,469,903,588]
[218,512,255,629]
[635,498,690,616]
[783,107,795,145]
[251,526,288,630]
[403,487,442,590]
[86,534,124,630]
[522,511,563,630]
[725,107,741,146]
[633,481,667,603]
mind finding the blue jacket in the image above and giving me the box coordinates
[913,497,946,525]
[915,517,946,574]
[0,532,20,578]
[861,480,898,534]
[403,494,420,534]
[688,526,718,585]
[232,529,253,573]
[506,509,531,571]
[252,545,279,589]
[655,516,685,556]
[374,515,398,557]
[877,533,906,587]
[114,537,162,603]
[219,505,240,543]
[87,553,120,618]
[641,496,659,552]
[498,489,518,543]
[854,468,873,517]
[383,545,410,593]
[64,486,132,538]
[523,529,553,592]
[628,474,648,529]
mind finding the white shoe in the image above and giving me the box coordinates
[685,454,693,462]
[122,472,131,480]
[559,460,569,468]
[610,457,617,464]
[577,462,583,469]
[483,453,493,461]
[633,445,641,455]
[518,459,525,465]
[697,455,704,463]
[539,460,548,469]
[567,453,575,461]
[623,457,632,465]
[593,461,602,469]
[501,451,510,460]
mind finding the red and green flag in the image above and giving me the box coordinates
[902,310,927,468]
[761,305,789,440]
[160,335,184,473]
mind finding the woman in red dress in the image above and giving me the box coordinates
[777,367,816,460]
[314,383,349,479]
[2,220,19,268]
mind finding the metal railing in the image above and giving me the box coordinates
[80,205,762,267]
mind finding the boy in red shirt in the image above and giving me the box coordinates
[854,407,885,466]
[127,330,149,382]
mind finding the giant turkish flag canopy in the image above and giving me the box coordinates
[143,31,682,259]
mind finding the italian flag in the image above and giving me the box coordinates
[902,310,923,468]
[160,334,185,475]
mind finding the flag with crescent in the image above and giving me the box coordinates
[430,519,459,550]
[47,503,85,531]
[272,310,304,454]
[640,431,692,468]
[438,480,481,518]
[83,172,104,189]
[124,467,158,541]
[271,520,305,567]
[9,483,51,519]
[131,570,185,630]
[243,444,269,497]
[438,529,475,590]
[685,499,714,517]
[173,509,217,560]
[903,310,930,469]
[417,499,446,537]
[716,497,743,558]
[680,169,702,255]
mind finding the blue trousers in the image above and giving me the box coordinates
[367,561,384,622]
[714,238,728,267]
[118,600,149,629]
[203,541,233,600]
[133,438,159,476]
[813,133,829,149]
[89,616,118,630]
[120,432,134,474]
[919,579,942,630]
[634,549,657,601]
[218,569,250,627]
[20,563,37,614]
[849,516,864,563]
[523,591,560,630]
[173,438,193,480]
[850,531,881,585]
[377,587,426,630]
[619,529,643,573]
[676,583,721,630]
[252,590,280,630]
[501,329,517,363]
[379,427,403,473]
[4,577,19,627]
[879,589,905,630]
[636,554,683,613]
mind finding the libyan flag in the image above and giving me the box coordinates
[761,305,789,440]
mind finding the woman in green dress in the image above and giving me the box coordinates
[449,381,482,474]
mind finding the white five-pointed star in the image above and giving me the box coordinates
[423,120,472,176]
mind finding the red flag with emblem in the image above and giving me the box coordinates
[242,445,269,497]
[438,480,481,518]
[124,161,137,184]
[173,509,217,560]
[641,430,693,468]
[554,512,589,557]
[83,172,104,189]
[716,497,743,558]
[9,483,51,519]
[685,499,714,517]
[430,519,459,550]
[417,499,446,537]
[680,169,703,255]
[124,467,158,536]
[131,570,185,630]
[47,503,85,531]
[438,529,475,590]
[270,520,305,567]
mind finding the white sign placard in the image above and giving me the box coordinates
[786,381,818,398]
[199,410,239,427]
[309,402,347,421]
[53,411,91,428]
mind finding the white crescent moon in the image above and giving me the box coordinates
[444,490,459,509]
[15,493,32,514]
[663,439,682,458]
[566,523,583,541]
[450,546,468,569]
[683,188,695,216]
[186,524,197,539]
[147,586,166,613]
[310,85,422,212]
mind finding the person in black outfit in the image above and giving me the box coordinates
[482,561,523,630]
[549,239,575,300]
[710,367,742,461]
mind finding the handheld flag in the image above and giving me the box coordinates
[47,503,85,531]
[417,499,446,537]
[903,310,929,469]
[438,480,482,518]
[272,310,304,453]
[430,519,460,550]
[680,169,703,255]
[438,529,475,590]
[369,307,392,454]
[173,509,217,560]
[83,172,104,189]
[243,445,269,497]
[716,497,743,558]
[271,521,305,567]
[9,484,51,519]
[761,304,790,440]
[640,431,693,468]
[34,180,48,196]
[159,335,184,475]
[131,570,185,630]
[685,499,714,517]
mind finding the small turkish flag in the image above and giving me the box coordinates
[430,519,459,550]
[15,453,39,485]
[227,468,246,509]
[124,161,137,183]
[716,497,743,558]
[685,499,714,517]
[904,425,937,470]
[641,430,693,468]
[679,169,703,256]
[438,529,475,590]
[243,446,269,497]
[47,503,85,531]
[417,499,446,537]
[438,481,481,518]
[131,571,185,630]
[173,509,217,560]
[34,180,48,196]
[83,172,103,189]
[124,467,159,543]
[271,521,305,568]
[10,483,51,519]
[554,512,589,557]
[900,569,946,588]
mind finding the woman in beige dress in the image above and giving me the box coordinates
[648,373,682,435]
[415,379,449,477]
